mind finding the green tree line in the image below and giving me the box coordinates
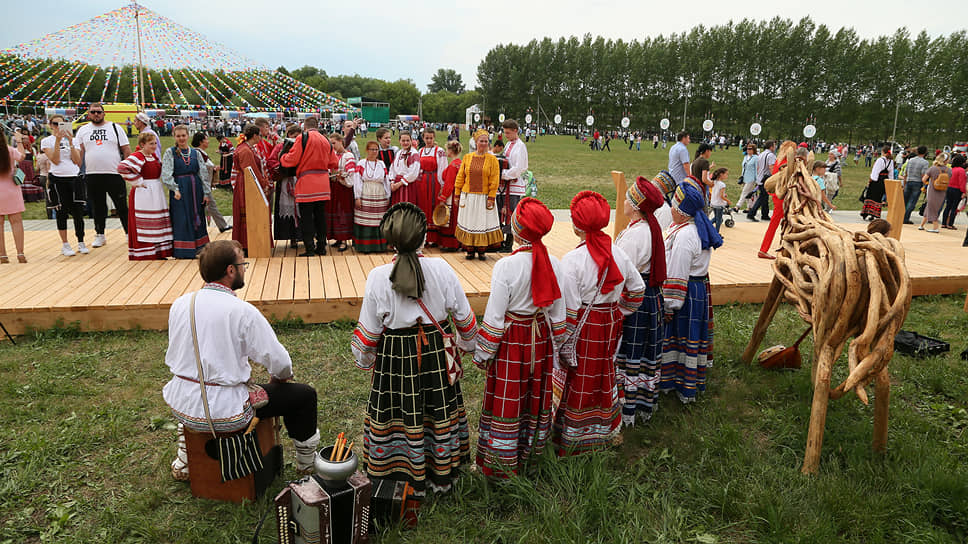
[281,66,481,123]
[476,17,968,146]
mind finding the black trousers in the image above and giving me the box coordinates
[298,200,327,253]
[748,185,771,219]
[941,187,962,227]
[256,381,317,442]
[50,175,86,242]
[87,173,128,234]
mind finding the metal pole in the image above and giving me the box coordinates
[536,94,540,140]
[682,89,688,132]
[890,100,899,143]
[135,3,145,108]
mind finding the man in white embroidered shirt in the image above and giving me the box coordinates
[163,239,320,481]
[500,119,529,251]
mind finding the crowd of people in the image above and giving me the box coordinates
[161,160,720,495]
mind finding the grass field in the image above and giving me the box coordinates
[19,132,874,221]
[1,294,966,543]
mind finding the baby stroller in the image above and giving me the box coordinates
[708,206,735,228]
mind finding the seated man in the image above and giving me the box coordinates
[163,239,319,480]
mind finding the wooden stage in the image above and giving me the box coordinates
[0,219,965,335]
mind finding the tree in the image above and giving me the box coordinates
[383,79,421,116]
[428,68,465,94]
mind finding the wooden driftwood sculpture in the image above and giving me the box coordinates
[741,142,912,474]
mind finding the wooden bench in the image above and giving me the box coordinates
[184,417,283,503]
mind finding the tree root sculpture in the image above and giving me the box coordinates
[741,142,912,474]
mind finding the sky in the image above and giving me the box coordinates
[3,0,966,91]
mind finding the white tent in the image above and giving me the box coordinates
[465,104,482,128]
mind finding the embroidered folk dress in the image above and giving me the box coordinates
[161,147,211,259]
[659,220,714,403]
[417,145,447,244]
[328,151,358,242]
[230,142,271,251]
[162,283,293,433]
[388,149,420,207]
[118,151,173,260]
[351,257,479,495]
[613,219,663,425]
[454,151,502,249]
[353,159,391,253]
[474,247,567,477]
[555,243,645,455]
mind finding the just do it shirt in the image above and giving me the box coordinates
[75,122,129,174]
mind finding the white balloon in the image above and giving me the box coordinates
[473,113,481,122]
[498,113,506,123]
[620,117,630,128]
[553,114,562,124]
[750,123,762,136]
[525,113,533,124]
[803,124,817,138]
[702,119,714,132]
[659,118,670,130]
[585,115,594,126]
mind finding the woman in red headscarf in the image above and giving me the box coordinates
[555,191,645,456]
[614,177,668,426]
[473,198,567,477]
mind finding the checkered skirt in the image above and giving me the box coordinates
[476,313,554,478]
[616,278,663,426]
[552,303,622,456]
[363,323,470,495]
[659,276,713,403]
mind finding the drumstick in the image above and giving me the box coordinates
[342,442,354,462]
[329,432,344,461]
[334,436,346,462]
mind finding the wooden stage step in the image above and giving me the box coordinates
[0,220,965,335]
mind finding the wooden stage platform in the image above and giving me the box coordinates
[0,219,965,335]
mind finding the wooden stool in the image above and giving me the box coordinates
[184,417,283,503]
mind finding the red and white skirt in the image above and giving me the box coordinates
[476,312,555,477]
[553,302,622,456]
[127,178,173,260]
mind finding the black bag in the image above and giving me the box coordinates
[189,292,264,482]
[894,330,950,358]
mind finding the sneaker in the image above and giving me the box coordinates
[62,243,76,257]
[91,234,106,248]
[77,242,90,254]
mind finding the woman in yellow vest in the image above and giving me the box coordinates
[454,129,503,260]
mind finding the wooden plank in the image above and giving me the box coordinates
[242,258,270,303]
[0,259,76,308]
[345,255,369,301]
[142,260,193,308]
[293,256,311,301]
[259,254,284,302]
[277,254,297,301]
[45,258,126,310]
[85,261,142,308]
[244,166,272,258]
[319,255,338,300]
[160,260,202,306]
[331,255,357,300]
[107,261,167,307]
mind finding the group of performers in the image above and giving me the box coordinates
[350,170,723,495]
[219,119,529,259]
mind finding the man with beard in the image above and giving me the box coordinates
[162,240,320,481]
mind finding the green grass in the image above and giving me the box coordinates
[20,134,873,220]
[1,295,966,543]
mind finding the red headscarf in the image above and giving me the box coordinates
[512,198,561,307]
[628,177,668,287]
[570,191,624,294]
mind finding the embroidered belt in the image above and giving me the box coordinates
[297,169,329,180]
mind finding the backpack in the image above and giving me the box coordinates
[524,170,538,198]
[933,170,950,191]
